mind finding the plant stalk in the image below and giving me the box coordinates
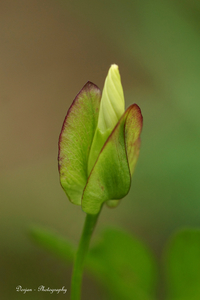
[70,211,100,300]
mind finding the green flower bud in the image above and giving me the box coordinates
[58,65,143,214]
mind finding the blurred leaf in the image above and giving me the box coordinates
[164,228,200,300]
[30,226,157,299]
[30,226,75,264]
[86,227,157,300]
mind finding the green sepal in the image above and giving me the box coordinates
[58,82,101,205]
[106,104,142,209]
[125,104,142,175]
[82,104,143,214]
[106,199,120,208]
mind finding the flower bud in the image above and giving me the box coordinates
[58,65,143,214]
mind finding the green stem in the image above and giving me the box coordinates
[70,211,100,300]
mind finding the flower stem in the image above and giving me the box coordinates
[70,211,100,300]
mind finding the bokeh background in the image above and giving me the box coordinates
[1,0,200,299]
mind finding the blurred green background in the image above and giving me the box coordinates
[1,0,200,299]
